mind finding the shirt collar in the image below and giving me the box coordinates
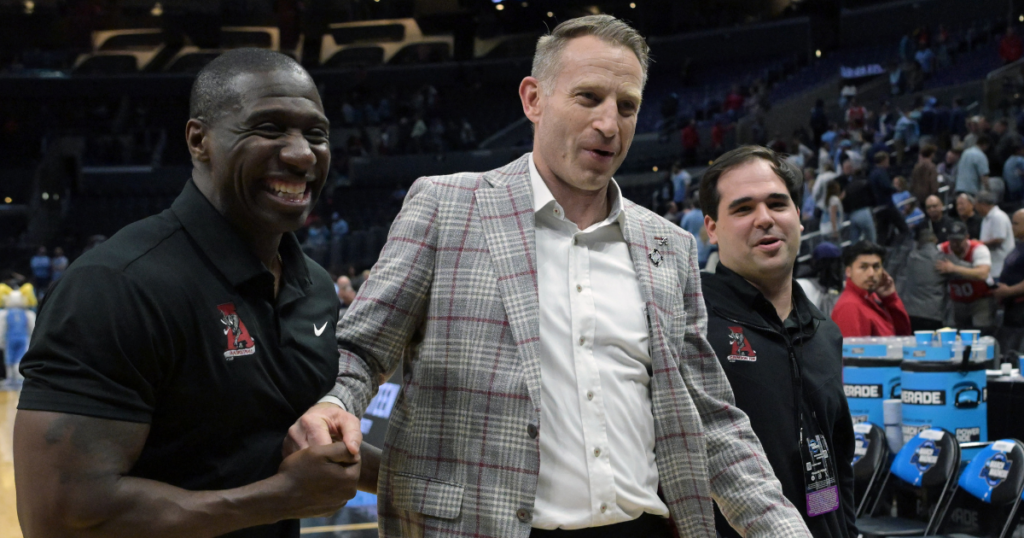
[172,179,311,291]
[844,277,878,302]
[528,153,625,226]
[713,263,818,329]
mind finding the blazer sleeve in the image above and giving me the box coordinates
[325,177,440,416]
[675,236,812,537]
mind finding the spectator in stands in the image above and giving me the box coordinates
[670,161,691,204]
[459,118,476,149]
[336,275,356,318]
[892,176,925,225]
[796,242,845,317]
[937,221,995,332]
[1004,140,1024,203]
[841,159,878,243]
[869,152,909,244]
[893,109,920,163]
[50,247,68,283]
[846,97,867,131]
[681,118,700,165]
[938,145,962,180]
[1001,26,1024,65]
[680,200,710,265]
[812,160,839,219]
[950,98,967,140]
[710,119,731,157]
[956,134,991,195]
[29,247,50,293]
[832,241,912,337]
[956,192,984,241]
[900,228,947,331]
[663,201,681,225]
[914,44,935,79]
[910,143,940,203]
[919,194,958,243]
[330,212,349,238]
[993,209,1024,352]
[801,167,818,229]
[723,84,744,115]
[819,179,844,241]
[990,120,1014,174]
[889,61,906,96]
[977,191,1015,280]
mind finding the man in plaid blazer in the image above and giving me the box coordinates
[288,15,810,538]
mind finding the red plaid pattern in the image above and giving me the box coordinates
[328,154,810,537]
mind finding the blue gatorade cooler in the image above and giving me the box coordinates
[844,357,902,427]
[901,360,987,446]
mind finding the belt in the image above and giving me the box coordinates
[529,513,672,538]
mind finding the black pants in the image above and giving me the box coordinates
[529,513,672,538]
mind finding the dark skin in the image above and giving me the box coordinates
[14,67,380,538]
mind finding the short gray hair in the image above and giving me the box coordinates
[532,14,650,94]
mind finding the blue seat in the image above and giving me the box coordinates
[929,439,1024,538]
[857,428,961,537]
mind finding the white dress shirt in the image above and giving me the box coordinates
[981,205,1014,278]
[529,155,668,530]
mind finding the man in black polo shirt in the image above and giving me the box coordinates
[14,49,370,538]
[700,146,857,537]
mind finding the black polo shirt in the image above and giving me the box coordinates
[19,180,341,538]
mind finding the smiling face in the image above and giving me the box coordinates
[705,158,803,287]
[189,68,330,239]
[925,195,945,221]
[522,35,643,193]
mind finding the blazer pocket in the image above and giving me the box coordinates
[391,472,465,519]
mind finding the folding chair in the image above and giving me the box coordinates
[857,428,962,537]
[929,439,1024,538]
[853,422,892,518]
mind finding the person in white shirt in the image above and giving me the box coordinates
[285,14,810,538]
[977,191,1015,279]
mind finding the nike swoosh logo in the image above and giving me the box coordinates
[314,322,328,337]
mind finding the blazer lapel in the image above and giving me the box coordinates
[621,209,675,363]
[475,161,542,412]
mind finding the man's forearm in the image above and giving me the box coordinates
[984,237,1005,250]
[951,265,990,280]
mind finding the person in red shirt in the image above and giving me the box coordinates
[832,241,912,336]
[1000,26,1023,64]
[681,118,700,165]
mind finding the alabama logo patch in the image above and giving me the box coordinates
[727,326,757,362]
[217,303,256,359]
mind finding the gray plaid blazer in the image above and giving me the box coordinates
[328,153,810,537]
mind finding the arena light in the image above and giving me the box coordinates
[522,1,527,6]
[496,3,504,10]
[652,166,658,172]
[3,197,11,204]
[630,2,636,8]
[41,192,49,201]
[53,194,60,201]
[1019,14,1023,22]
[547,11,553,17]
[815,49,822,58]
[150,2,163,16]
[23,0,33,15]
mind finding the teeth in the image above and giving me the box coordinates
[268,180,306,194]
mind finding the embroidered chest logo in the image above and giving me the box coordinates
[217,303,256,360]
[727,326,757,362]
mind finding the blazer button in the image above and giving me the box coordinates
[527,423,538,439]
[517,508,532,522]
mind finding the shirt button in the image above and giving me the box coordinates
[517,508,532,522]
[554,208,561,216]
[576,284,583,293]
[579,336,585,346]
[594,447,601,457]
[587,391,594,400]
[600,503,608,513]
[527,423,538,439]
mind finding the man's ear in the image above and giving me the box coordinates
[845,266,852,280]
[704,214,718,245]
[186,119,211,164]
[520,77,544,126]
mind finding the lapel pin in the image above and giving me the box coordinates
[654,236,669,246]
[649,249,663,266]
